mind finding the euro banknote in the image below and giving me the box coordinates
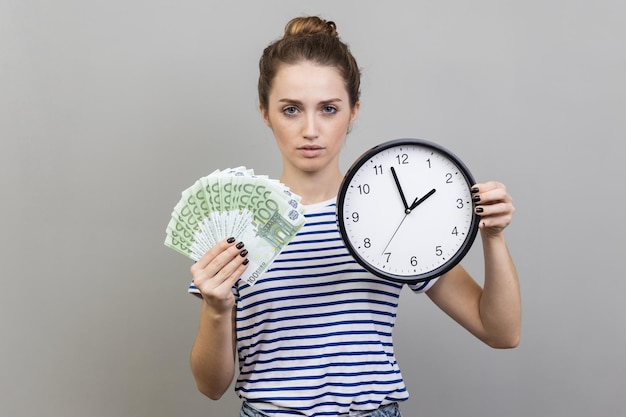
[164,167,305,286]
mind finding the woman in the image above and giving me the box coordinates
[188,16,520,417]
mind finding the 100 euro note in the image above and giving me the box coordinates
[236,182,305,286]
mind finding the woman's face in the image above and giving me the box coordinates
[261,61,359,176]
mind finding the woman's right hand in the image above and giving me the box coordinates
[189,237,249,313]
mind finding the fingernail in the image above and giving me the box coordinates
[242,258,249,265]
[472,195,481,203]
[471,187,479,193]
[240,249,248,257]
[227,237,236,244]
[236,241,245,249]
[475,206,484,213]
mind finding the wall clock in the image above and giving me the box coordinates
[337,138,479,283]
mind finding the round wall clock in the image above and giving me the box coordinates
[337,138,480,283]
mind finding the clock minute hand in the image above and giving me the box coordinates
[390,166,409,212]
[408,188,437,211]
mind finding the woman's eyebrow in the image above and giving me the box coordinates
[277,98,343,105]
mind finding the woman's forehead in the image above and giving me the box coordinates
[270,62,348,100]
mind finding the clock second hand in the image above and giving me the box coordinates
[381,188,437,254]
[381,196,419,254]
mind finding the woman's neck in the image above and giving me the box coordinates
[280,167,343,205]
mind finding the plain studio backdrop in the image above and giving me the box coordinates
[1,1,624,416]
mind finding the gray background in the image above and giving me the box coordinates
[1,1,624,416]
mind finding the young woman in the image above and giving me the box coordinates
[188,16,520,417]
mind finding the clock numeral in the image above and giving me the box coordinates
[357,184,370,195]
[350,212,359,222]
[363,238,372,248]
[435,246,443,257]
[452,226,458,236]
[456,198,464,209]
[445,173,453,183]
[426,158,432,168]
[410,256,418,266]
[383,252,391,262]
[395,153,409,164]
[373,164,383,175]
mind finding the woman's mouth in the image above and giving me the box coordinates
[298,145,324,158]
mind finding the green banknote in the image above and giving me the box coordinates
[164,167,305,285]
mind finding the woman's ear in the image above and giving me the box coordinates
[350,101,361,125]
[348,101,360,131]
[259,104,272,128]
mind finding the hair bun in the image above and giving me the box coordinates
[284,16,338,37]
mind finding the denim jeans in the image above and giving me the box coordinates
[240,401,402,417]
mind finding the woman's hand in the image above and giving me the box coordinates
[189,237,249,313]
[472,181,515,236]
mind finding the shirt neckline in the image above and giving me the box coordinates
[302,197,336,211]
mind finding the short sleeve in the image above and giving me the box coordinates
[407,276,439,293]
[187,280,239,298]
[188,281,202,298]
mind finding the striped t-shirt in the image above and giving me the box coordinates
[189,199,437,416]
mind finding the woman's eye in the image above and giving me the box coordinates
[322,106,337,114]
[283,106,298,115]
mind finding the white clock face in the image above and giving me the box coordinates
[337,139,479,283]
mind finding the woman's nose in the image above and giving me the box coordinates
[302,114,319,139]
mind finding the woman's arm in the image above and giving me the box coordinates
[189,238,249,399]
[190,302,238,399]
[426,181,521,348]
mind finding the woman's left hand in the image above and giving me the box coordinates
[472,181,515,236]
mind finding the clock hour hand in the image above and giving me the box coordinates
[390,166,409,212]
[408,188,437,211]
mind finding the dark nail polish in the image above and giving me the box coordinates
[471,187,479,193]
[236,241,245,249]
[472,195,481,203]
[240,249,248,257]
[475,206,484,213]
[242,258,249,265]
[227,237,236,244]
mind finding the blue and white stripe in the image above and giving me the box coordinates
[190,199,436,416]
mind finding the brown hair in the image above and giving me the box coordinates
[258,16,361,110]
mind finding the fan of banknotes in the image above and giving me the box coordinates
[164,167,306,286]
